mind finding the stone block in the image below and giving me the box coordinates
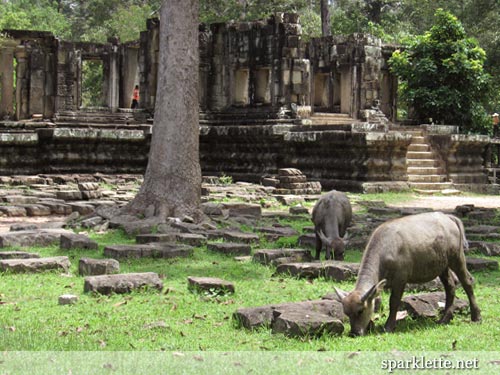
[103,243,193,259]
[79,258,120,276]
[80,217,104,228]
[136,233,177,244]
[406,277,444,293]
[0,229,75,248]
[255,226,299,241]
[0,206,27,217]
[274,195,305,205]
[0,256,70,273]
[275,262,324,279]
[83,272,163,295]
[175,233,207,247]
[272,310,344,338]
[233,299,345,330]
[466,257,499,271]
[0,251,40,259]
[219,202,261,219]
[468,241,500,256]
[39,202,72,215]
[59,294,78,305]
[187,276,235,295]
[81,191,102,200]
[21,204,52,216]
[57,191,83,201]
[78,182,100,191]
[10,224,39,231]
[207,242,251,256]
[289,205,308,215]
[278,168,303,177]
[324,262,360,281]
[252,249,312,265]
[401,292,468,319]
[68,202,95,215]
[60,233,99,251]
[261,178,279,187]
[297,233,316,248]
[222,230,259,244]
[3,195,38,204]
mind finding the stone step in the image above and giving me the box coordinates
[466,257,499,271]
[449,173,489,184]
[407,167,444,175]
[0,256,70,273]
[103,243,193,259]
[207,242,251,256]
[0,229,75,248]
[252,249,312,265]
[406,159,441,168]
[0,251,40,259]
[408,174,448,183]
[408,144,430,152]
[407,151,435,159]
[83,272,163,295]
[274,261,360,281]
[411,136,426,143]
[410,182,453,191]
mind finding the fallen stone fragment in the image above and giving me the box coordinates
[78,182,100,191]
[103,243,193,259]
[9,224,39,231]
[59,294,79,305]
[21,204,51,216]
[289,205,309,215]
[80,216,104,228]
[79,258,120,276]
[84,272,163,295]
[275,262,324,279]
[0,229,75,248]
[3,196,38,205]
[222,230,260,244]
[406,277,444,292]
[60,233,99,251]
[188,276,235,295]
[0,206,27,217]
[254,226,299,241]
[324,262,360,281]
[297,233,316,248]
[136,233,177,244]
[401,292,469,319]
[0,256,70,273]
[68,202,95,215]
[175,233,207,247]
[468,241,500,256]
[466,257,499,272]
[0,251,41,259]
[219,202,261,219]
[234,299,345,330]
[252,249,312,265]
[207,242,251,256]
[271,310,344,338]
[57,191,83,201]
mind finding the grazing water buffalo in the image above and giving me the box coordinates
[312,190,352,261]
[334,212,481,336]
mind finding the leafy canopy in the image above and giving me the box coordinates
[389,9,491,133]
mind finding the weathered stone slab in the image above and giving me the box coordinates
[3,196,38,205]
[234,299,345,330]
[57,191,83,201]
[188,276,235,295]
[59,294,78,305]
[324,262,360,281]
[136,233,177,244]
[0,206,27,217]
[79,258,120,276]
[289,205,309,215]
[78,182,100,191]
[68,202,95,215]
[401,292,468,319]
[219,202,261,219]
[81,191,102,200]
[274,195,305,205]
[103,243,193,259]
[368,207,400,216]
[0,251,41,259]
[80,217,104,228]
[275,262,324,279]
[406,277,444,292]
[21,204,51,216]
[466,257,499,271]
[39,201,72,215]
[84,272,163,295]
[60,233,99,251]
[297,233,316,248]
[207,242,251,256]
[0,229,75,248]
[272,310,344,338]
[468,241,500,256]
[10,224,39,231]
[253,249,312,265]
[175,233,207,247]
[255,226,299,241]
[0,256,70,273]
[466,225,500,235]
[222,230,260,244]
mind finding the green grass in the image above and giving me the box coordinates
[1,225,499,353]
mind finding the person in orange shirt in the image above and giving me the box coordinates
[131,85,140,109]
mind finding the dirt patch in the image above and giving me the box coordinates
[391,195,500,211]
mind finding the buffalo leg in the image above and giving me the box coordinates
[384,284,405,333]
[452,261,481,322]
[438,269,456,324]
[315,233,322,260]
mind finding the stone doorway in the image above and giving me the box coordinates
[0,41,18,120]
[81,59,105,108]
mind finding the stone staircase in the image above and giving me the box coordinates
[310,112,358,126]
[54,108,149,128]
[406,130,452,192]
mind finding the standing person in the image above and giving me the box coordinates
[131,85,140,109]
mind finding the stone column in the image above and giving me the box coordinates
[0,40,18,119]
[15,45,28,120]
[107,43,120,111]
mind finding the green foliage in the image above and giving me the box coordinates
[389,9,491,132]
[81,60,104,108]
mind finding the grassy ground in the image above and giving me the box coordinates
[1,212,499,354]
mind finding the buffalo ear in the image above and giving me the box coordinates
[333,286,349,301]
[361,279,387,303]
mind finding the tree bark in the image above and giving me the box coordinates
[123,0,202,221]
[320,0,331,37]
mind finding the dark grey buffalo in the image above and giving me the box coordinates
[312,190,352,261]
[334,212,481,336]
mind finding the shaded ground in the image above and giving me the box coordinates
[392,195,500,211]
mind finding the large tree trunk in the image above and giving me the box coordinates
[123,0,202,221]
[320,0,331,37]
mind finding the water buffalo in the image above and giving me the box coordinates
[312,190,352,261]
[334,212,481,336]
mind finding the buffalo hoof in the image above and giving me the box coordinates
[471,309,482,322]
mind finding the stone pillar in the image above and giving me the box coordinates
[15,46,29,120]
[29,47,46,116]
[0,41,17,119]
[107,43,120,111]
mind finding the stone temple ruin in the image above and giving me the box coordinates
[0,13,496,193]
